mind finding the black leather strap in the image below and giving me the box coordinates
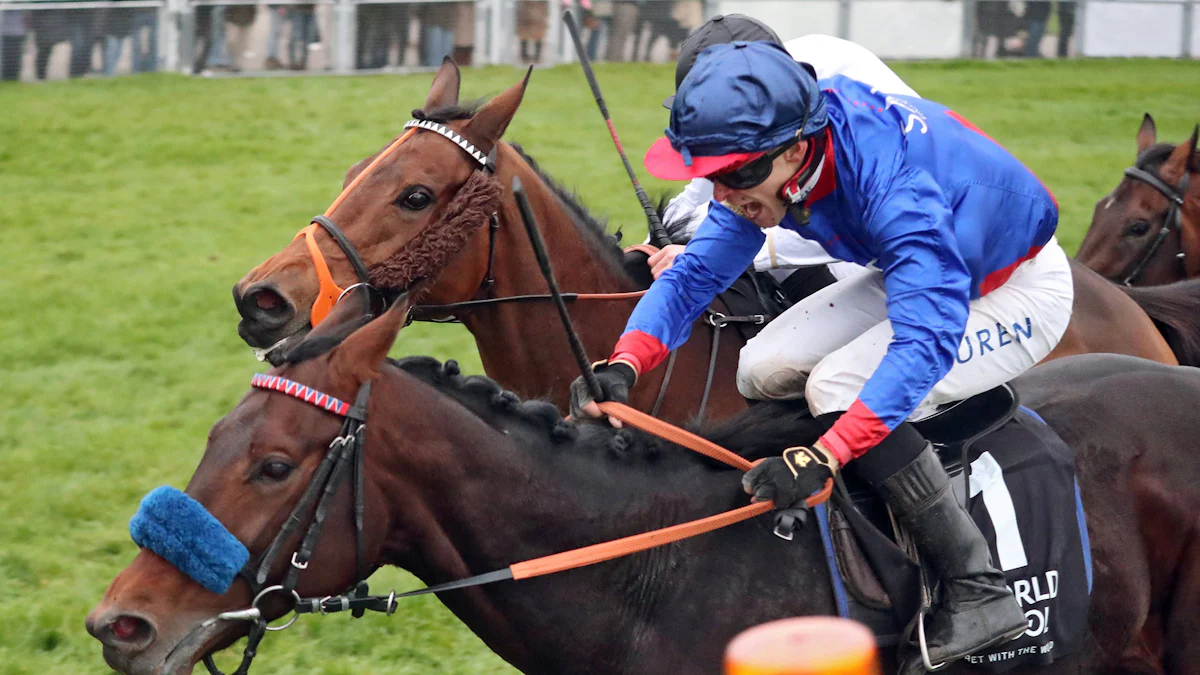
[1120,167,1190,286]
[312,215,372,284]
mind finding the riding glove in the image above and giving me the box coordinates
[742,443,839,509]
[568,360,637,420]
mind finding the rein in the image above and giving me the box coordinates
[1120,166,1191,286]
[194,371,831,674]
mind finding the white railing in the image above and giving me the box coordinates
[0,0,1193,82]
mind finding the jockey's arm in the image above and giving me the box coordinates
[817,167,972,465]
[610,202,765,376]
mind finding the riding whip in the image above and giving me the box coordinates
[512,175,603,400]
[562,10,672,249]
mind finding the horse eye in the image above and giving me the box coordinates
[258,460,294,482]
[397,188,433,211]
[1124,221,1152,238]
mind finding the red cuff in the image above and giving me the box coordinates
[609,330,669,375]
[818,399,892,464]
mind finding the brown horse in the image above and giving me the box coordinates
[88,296,1200,674]
[1078,114,1200,286]
[234,62,1192,423]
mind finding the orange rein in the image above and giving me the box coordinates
[505,401,833,581]
[299,128,419,327]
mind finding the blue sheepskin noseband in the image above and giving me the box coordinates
[129,486,250,594]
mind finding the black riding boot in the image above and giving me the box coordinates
[860,427,1027,674]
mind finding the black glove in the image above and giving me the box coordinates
[568,361,636,421]
[742,444,838,510]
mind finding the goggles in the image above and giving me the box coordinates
[710,139,800,190]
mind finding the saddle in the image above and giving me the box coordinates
[829,385,1020,641]
[821,387,1091,671]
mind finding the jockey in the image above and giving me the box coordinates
[570,41,1074,672]
[650,17,920,292]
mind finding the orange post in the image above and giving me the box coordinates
[725,617,880,675]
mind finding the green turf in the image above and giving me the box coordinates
[0,58,1197,674]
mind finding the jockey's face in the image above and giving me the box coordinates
[712,141,808,229]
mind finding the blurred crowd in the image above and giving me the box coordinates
[973,0,1076,58]
[0,0,1079,82]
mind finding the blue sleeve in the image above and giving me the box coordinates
[612,203,764,373]
[822,166,972,459]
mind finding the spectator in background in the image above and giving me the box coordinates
[102,1,137,76]
[286,3,317,70]
[973,0,1020,58]
[605,0,637,61]
[130,4,157,71]
[1024,0,1075,57]
[452,1,474,65]
[630,0,687,62]
[564,0,600,60]
[264,4,286,70]
[420,2,454,66]
[357,3,409,68]
[198,6,233,73]
[516,0,547,63]
[1,9,26,81]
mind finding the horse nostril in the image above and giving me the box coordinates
[90,613,156,652]
[238,284,295,329]
[111,616,142,641]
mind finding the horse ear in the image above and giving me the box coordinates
[423,57,461,112]
[1137,113,1157,155]
[329,293,416,386]
[467,67,532,148]
[1161,125,1199,183]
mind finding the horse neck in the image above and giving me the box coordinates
[461,144,643,402]
[364,371,751,673]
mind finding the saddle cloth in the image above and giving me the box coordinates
[818,386,1092,672]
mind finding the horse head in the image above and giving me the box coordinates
[233,58,529,360]
[1078,113,1200,285]
[86,293,415,675]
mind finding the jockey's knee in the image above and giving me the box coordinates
[805,358,866,416]
[736,348,809,401]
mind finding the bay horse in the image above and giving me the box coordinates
[88,295,1200,675]
[233,61,1199,424]
[1077,114,1199,287]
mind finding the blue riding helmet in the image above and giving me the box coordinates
[644,41,828,181]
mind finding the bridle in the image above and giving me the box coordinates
[1118,165,1191,286]
[182,364,824,675]
[297,119,498,328]
[200,373,377,675]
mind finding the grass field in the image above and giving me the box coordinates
[1,58,1198,674]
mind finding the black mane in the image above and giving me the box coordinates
[1136,142,1200,174]
[414,101,485,124]
[509,143,632,280]
[391,356,819,469]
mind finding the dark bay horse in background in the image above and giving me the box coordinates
[234,61,1200,425]
[1078,114,1199,287]
[89,296,1200,674]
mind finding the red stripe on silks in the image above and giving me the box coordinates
[979,245,1043,296]
[610,330,670,376]
[819,399,892,463]
[945,110,1058,208]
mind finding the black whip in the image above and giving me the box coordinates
[512,176,603,400]
[563,9,672,248]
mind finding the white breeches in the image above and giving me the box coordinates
[736,238,1075,420]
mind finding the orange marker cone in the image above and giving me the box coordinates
[725,617,880,675]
